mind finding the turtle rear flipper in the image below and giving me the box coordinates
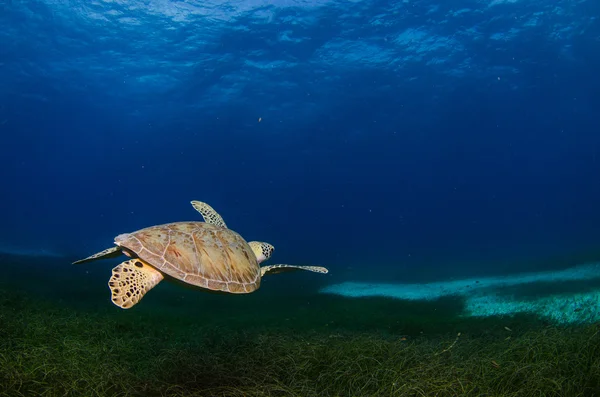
[109,260,164,309]
[72,246,122,264]
[261,264,329,277]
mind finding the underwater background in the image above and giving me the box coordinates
[1,0,600,396]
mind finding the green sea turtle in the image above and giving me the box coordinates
[73,200,328,309]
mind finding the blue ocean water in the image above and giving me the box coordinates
[1,0,600,320]
[4,3,600,396]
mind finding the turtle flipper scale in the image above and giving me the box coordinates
[260,264,329,277]
[190,200,227,228]
[72,246,122,265]
[108,259,164,309]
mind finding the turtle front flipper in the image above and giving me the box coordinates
[108,259,164,309]
[249,241,274,264]
[190,200,228,228]
[72,246,122,265]
[260,264,329,277]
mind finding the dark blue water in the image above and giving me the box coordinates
[1,0,599,286]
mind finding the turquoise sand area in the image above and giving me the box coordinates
[323,262,600,325]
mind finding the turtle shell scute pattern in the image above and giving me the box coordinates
[115,222,260,293]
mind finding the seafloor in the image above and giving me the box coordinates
[1,253,599,397]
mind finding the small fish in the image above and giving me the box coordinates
[504,326,512,332]
[491,360,500,368]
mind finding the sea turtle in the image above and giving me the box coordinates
[73,200,328,309]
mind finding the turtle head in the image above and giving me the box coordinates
[248,241,274,264]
